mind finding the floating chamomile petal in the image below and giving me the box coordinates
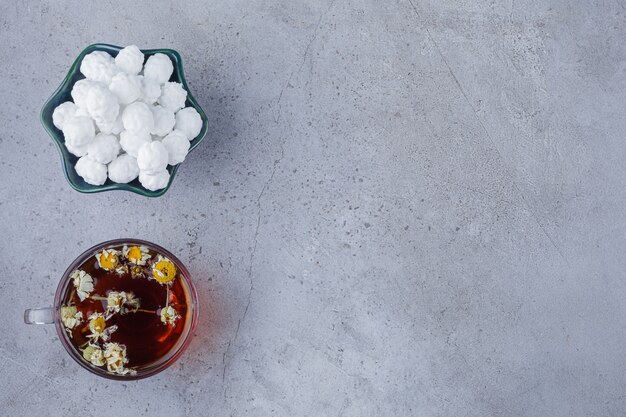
[123,245,151,265]
[103,342,134,375]
[87,312,117,342]
[61,306,83,330]
[106,291,140,314]
[152,255,177,284]
[82,344,106,367]
[71,270,94,301]
[160,306,180,326]
[96,248,120,271]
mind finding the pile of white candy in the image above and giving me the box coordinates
[52,46,203,191]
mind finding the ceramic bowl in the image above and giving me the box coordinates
[41,43,208,197]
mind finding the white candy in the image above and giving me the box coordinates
[96,115,123,135]
[114,45,144,75]
[63,116,95,147]
[86,85,119,123]
[137,141,168,174]
[139,170,170,191]
[109,72,142,105]
[119,130,151,158]
[87,133,120,164]
[150,105,175,136]
[161,130,189,165]
[52,102,78,130]
[139,76,161,104]
[65,141,89,157]
[122,102,154,134]
[71,79,102,109]
[80,51,119,84]
[158,82,187,112]
[175,107,202,140]
[143,53,173,84]
[75,156,107,185]
[108,153,139,183]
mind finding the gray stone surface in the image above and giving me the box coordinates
[1,0,624,415]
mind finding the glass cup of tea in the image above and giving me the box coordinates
[24,239,198,380]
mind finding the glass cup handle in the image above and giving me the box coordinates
[24,307,55,324]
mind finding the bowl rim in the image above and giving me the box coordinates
[40,43,209,198]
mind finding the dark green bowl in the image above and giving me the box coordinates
[41,43,208,197]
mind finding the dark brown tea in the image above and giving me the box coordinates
[59,243,191,376]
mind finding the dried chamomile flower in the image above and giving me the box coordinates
[161,130,189,165]
[96,248,120,271]
[115,45,144,75]
[108,153,140,184]
[150,105,175,136]
[70,270,94,301]
[138,170,170,191]
[87,133,121,165]
[120,130,151,158]
[60,306,83,330]
[106,291,140,314]
[52,102,78,130]
[80,51,119,84]
[143,53,173,84]
[175,107,202,141]
[160,306,181,326]
[109,72,142,105]
[152,255,177,284]
[103,342,132,375]
[137,141,168,174]
[123,245,151,265]
[87,312,117,342]
[122,102,154,134]
[158,82,187,112]
[75,156,108,186]
[82,344,106,367]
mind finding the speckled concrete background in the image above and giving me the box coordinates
[1,1,625,416]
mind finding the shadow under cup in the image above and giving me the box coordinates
[24,239,198,380]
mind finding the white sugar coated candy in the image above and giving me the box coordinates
[71,79,102,109]
[143,53,173,84]
[175,107,202,140]
[52,102,78,130]
[57,46,198,191]
[80,51,119,84]
[119,130,151,158]
[137,141,168,174]
[109,72,142,105]
[108,153,140,183]
[122,102,154,134]
[139,76,161,104]
[161,130,190,165]
[158,82,187,112]
[139,170,170,191]
[65,141,89,157]
[87,133,121,164]
[75,156,107,185]
[86,85,119,123]
[150,105,175,136]
[96,115,123,135]
[114,45,144,75]
[63,116,95,146]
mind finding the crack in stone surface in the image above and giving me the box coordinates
[222,145,285,398]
